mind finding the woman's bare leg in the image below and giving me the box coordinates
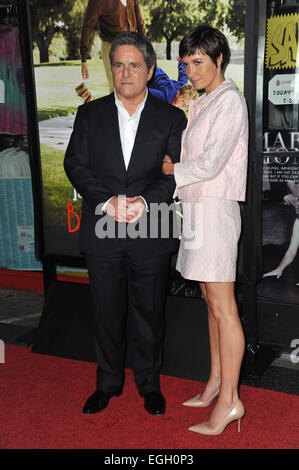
[198,282,221,401]
[203,281,245,428]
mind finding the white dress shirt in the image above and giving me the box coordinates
[114,89,147,170]
[102,90,148,212]
[120,0,127,6]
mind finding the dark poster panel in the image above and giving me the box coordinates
[258,0,299,305]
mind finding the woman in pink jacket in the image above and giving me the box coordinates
[163,25,248,436]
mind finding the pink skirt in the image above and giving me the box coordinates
[176,197,241,282]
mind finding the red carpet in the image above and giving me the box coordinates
[1,344,299,449]
[0,269,89,292]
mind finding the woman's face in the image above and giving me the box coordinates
[182,49,223,95]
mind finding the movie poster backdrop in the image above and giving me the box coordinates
[31,1,245,294]
[258,1,299,305]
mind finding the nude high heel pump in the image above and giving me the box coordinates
[188,399,245,436]
[182,387,220,408]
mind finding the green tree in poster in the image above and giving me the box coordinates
[140,0,226,60]
[225,0,246,42]
[140,0,198,60]
[29,0,74,63]
[63,0,88,60]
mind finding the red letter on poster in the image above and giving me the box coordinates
[67,203,80,232]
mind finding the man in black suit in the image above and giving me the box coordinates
[64,32,186,416]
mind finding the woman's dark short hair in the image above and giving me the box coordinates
[109,31,156,71]
[179,25,231,72]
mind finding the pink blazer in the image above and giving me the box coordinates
[174,79,248,202]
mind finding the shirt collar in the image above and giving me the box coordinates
[114,89,148,118]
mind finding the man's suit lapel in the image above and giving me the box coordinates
[127,94,157,174]
[101,96,127,178]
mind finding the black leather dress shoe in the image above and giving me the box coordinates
[83,390,118,415]
[143,391,166,416]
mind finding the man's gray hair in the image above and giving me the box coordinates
[109,31,156,71]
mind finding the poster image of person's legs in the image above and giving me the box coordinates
[264,183,299,281]
[259,176,299,304]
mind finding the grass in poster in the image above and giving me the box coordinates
[40,143,81,227]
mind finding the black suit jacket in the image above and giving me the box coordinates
[64,92,187,256]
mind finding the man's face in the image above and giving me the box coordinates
[112,45,154,102]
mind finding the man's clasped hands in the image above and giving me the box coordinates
[105,195,146,223]
[106,155,174,223]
